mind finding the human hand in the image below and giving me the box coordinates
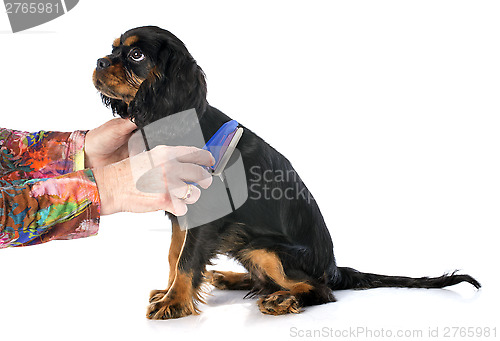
[84,118,137,169]
[93,145,215,216]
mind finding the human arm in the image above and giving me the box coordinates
[0,145,214,248]
[0,118,137,182]
[0,169,100,248]
[0,127,100,247]
[0,128,86,182]
[93,145,214,216]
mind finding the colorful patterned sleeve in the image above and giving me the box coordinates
[0,128,86,182]
[0,128,101,248]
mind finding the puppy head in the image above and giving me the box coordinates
[93,26,207,127]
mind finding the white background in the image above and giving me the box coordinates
[0,1,499,340]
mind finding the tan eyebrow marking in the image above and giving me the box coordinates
[124,35,139,46]
[112,37,120,47]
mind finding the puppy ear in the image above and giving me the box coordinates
[128,35,207,128]
[101,94,129,118]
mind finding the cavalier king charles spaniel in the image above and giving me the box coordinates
[93,26,480,320]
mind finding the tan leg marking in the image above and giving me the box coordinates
[206,270,252,290]
[149,221,186,303]
[242,249,313,294]
[242,249,314,315]
[147,271,199,319]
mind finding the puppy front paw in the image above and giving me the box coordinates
[146,294,197,320]
[149,289,168,303]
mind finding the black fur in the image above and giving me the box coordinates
[96,26,480,314]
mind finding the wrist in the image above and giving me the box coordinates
[93,164,121,215]
[84,137,96,169]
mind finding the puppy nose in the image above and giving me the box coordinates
[96,58,111,70]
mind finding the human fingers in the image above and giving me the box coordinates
[149,145,215,167]
[168,198,188,216]
[107,118,138,136]
[177,183,201,205]
[176,163,213,189]
[171,146,216,167]
[167,178,196,200]
[167,183,202,216]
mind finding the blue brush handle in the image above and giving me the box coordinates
[203,120,239,171]
[186,120,239,185]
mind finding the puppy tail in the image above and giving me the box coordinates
[330,267,481,290]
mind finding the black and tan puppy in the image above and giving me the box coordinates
[93,26,480,320]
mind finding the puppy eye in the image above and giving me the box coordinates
[129,49,145,62]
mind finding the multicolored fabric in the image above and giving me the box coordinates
[0,128,100,248]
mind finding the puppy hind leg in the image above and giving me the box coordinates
[241,249,318,315]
